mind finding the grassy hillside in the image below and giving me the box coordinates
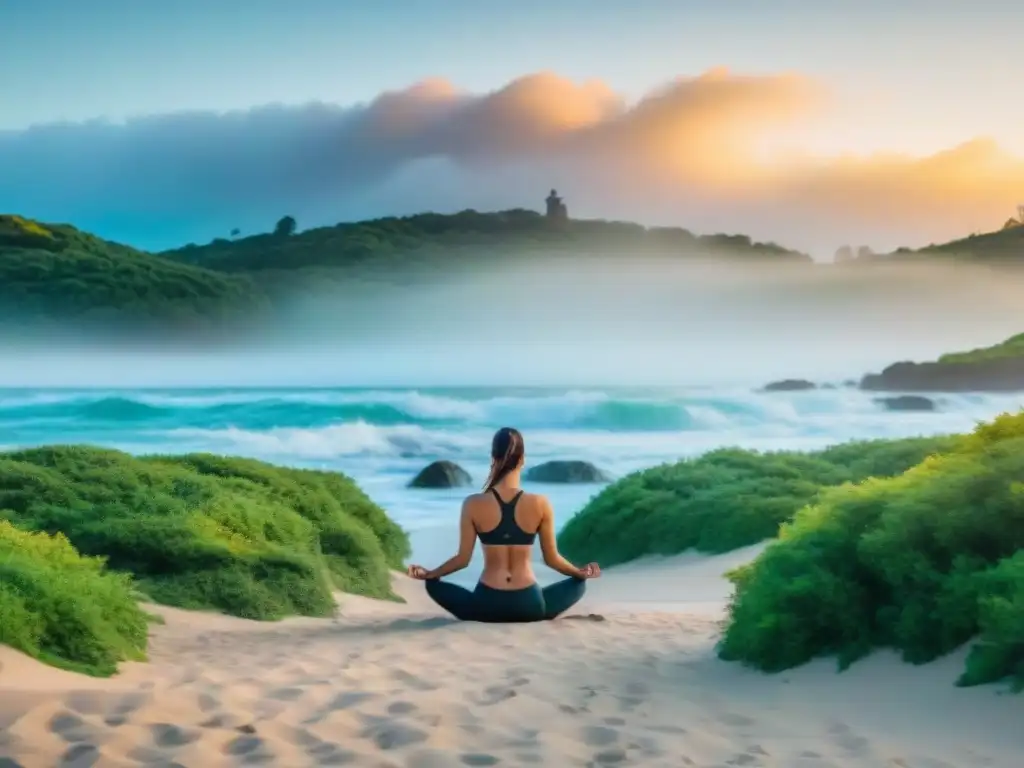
[160,209,812,279]
[556,435,957,566]
[0,446,409,622]
[913,224,1024,263]
[0,214,268,333]
[860,330,1024,391]
[938,332,1024,364]
[719,411,1024,689]
[0,209,812,331]
[847,223,1024,265]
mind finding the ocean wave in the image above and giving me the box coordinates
[165,421,483,461]
[0,387,1022,439]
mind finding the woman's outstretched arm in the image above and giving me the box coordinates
[423,498,477,580]
[537,496,599,580]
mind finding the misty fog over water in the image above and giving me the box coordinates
[1,255,1021,388]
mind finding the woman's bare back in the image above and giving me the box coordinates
[467,489,544,589]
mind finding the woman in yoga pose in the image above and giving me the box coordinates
[406,427,600,622]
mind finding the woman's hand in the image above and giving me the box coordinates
[406,565,429,580]
[581,562,601,579]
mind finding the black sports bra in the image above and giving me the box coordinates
[476,489,537,545]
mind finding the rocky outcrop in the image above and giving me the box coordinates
[860,358,1024,392]
[875,395,937,412]
[761,379,816,392]
[408,460,472,489]
[525,460,610,484]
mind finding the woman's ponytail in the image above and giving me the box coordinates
[483,427,524,489]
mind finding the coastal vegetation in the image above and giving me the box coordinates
[0,214,266,335]
[556,435,958,566]
[860,329,1024,391]
[0,520,151,676]
[719,411,1024,689]
[0,208,810,332]
[0,446,409,674]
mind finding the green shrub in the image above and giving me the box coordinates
[0,520,150,676]
[557,436,955,565]
[0,446,409,621]
[718,412,1024,688]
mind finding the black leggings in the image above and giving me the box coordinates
[425,577,586,623]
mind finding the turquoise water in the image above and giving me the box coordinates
[2,385,1021,584]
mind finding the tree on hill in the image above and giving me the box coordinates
[274,215,297,237]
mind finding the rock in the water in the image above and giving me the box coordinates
[761,379,816,392]
[875,395,937,412]
[524,460,610,484]
[408,461,472,489]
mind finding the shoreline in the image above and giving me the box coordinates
[3,551,1022,767]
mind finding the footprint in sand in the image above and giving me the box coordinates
[48,712,101,745]
[127,744,189,766]
[358,716,429,751]
[149,723,201,749]
[473,686,517,706]
[305,740,358,765]
[59,742,100,768]
[222,732,278,765]
[581,725,620,748]
[385,700,418,715]
[406,748,501,768]
[590,746,629,765]
[460,753,501,766]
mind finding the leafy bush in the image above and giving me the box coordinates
[0,520,150,676]
[718,412,1024,688]
[0,446,409,621]
[557,436,955,565]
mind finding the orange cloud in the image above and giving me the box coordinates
[2,69,1022,254]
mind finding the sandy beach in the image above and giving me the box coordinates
[2,548,1022,768]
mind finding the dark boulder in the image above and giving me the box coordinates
[408,460,472,489]
[524,460,611,484]
[761,378,816,392]
[874,395,937,412]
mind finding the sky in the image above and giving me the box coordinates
[2,0,1023,256]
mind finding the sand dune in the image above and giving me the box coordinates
[2,551,1023,767]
